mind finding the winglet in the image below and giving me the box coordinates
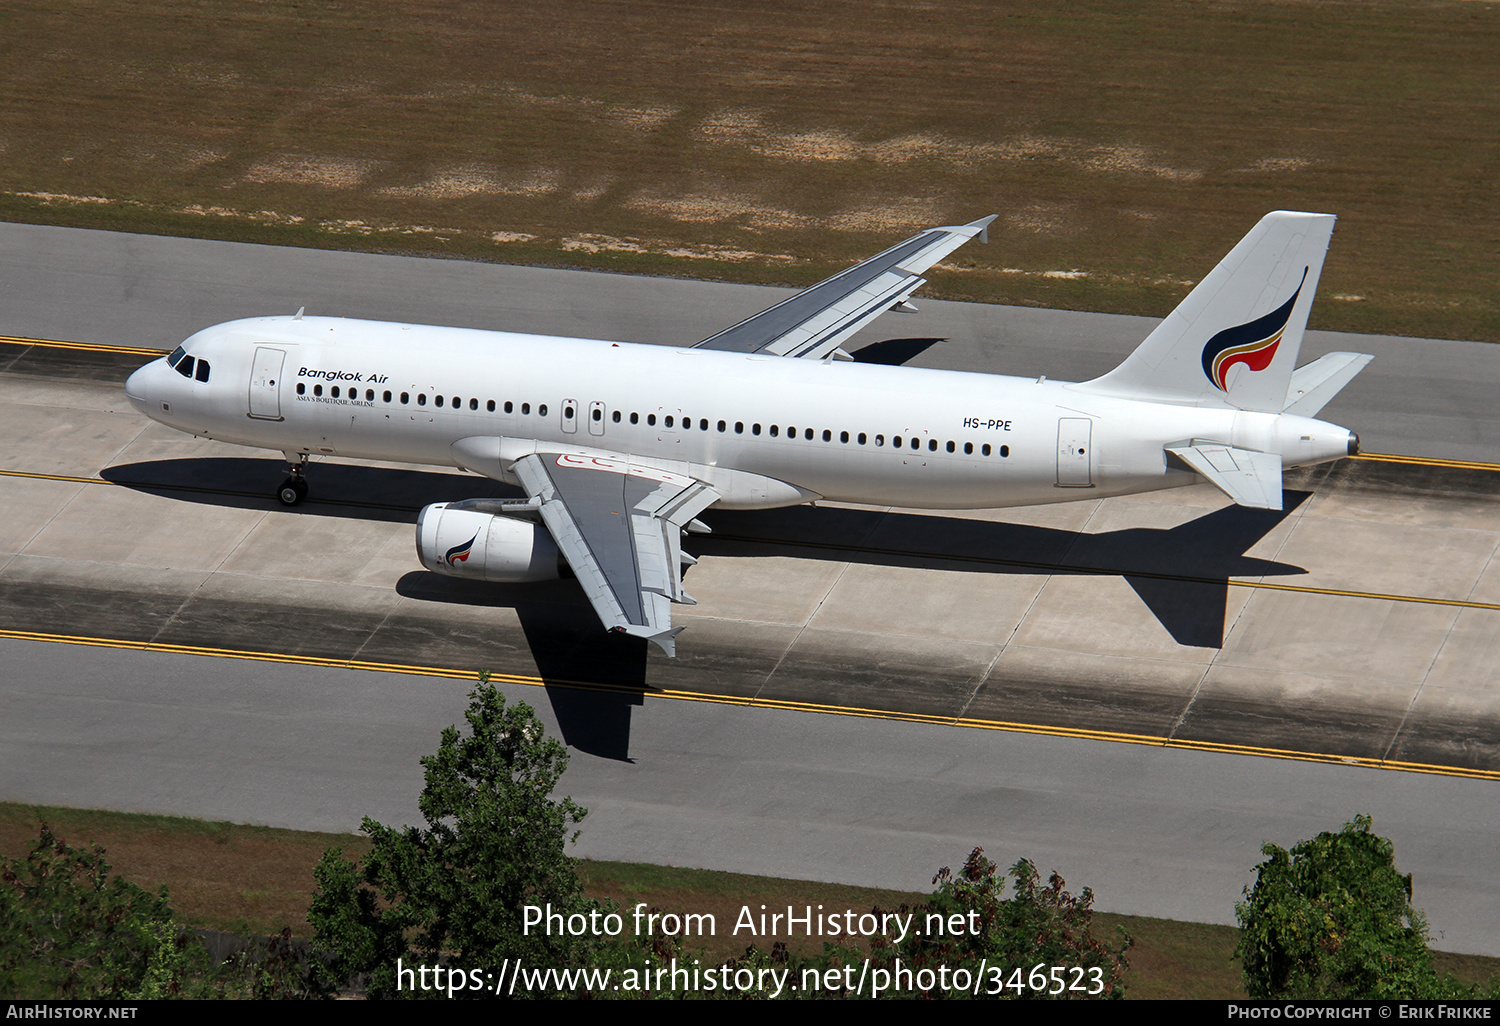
[618,624,685,657]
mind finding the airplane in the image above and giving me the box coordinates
[124,210,1370,655]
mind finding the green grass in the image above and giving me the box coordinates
[1,0,1496,340]
[5,801,1499,998]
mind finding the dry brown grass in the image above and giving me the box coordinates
[0,0,1495,340]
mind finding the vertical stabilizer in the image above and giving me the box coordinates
[1075,211,1335,412]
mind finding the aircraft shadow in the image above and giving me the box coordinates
[104,455,1310,755]
[691,493,1310,650]
[101,457,524,522]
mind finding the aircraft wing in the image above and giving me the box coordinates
[692,215,996,360]
[512,452,718,656]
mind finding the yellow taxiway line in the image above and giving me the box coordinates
[1,625,1494,782]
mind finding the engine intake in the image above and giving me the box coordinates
[416,503,561,582]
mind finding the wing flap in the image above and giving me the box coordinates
[693,215,994,360]
[514,453,718,655]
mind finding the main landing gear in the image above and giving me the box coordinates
[277,453,310,507]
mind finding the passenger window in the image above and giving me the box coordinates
[593,408,602,421]
[612,410,620,423]
[858,433,867,445]
[648,414,656,426]
[946,441,955,453]
[367,389,375,401]
[176,356,195,379]
[400,392,409,404]
[752,424,761,435]
[964,442,973,454]
[332,386,341,398]
[735,422,744,434]
[566,406,575,420]
[700,419,708,431]
[504,401,513,413]
[1000,445,1010,457]
[487,400,495,412]
[770,425,779,437]
[665,415,674,428]
[822,430,831,442]
[384,391,392,402]
[418,393,427,406]
[314,384,323,396]
[927,439,936,451]
[875,434,884,447]
[630,412,639,424]
[539,404,547,416]
[435,395,443,407]
[982,444,992,456]
[718,420,726,432]
[195,360,211,383]
[894,435,902,447]
[297,383,306,395]
[522,403,530,414]
[840,431,848,443]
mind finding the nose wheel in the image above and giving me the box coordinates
[276,454,311,507]
[277,474,309,506]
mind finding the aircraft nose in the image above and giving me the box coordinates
[124,361,158,414]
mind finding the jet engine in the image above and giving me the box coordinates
[416,503,561,582]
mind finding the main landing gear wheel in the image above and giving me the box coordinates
[276,475,309,507]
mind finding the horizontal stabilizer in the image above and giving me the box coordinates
[1166,444,1284,511]
[1283,352,1373,416]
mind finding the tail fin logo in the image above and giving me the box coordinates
[445,533,478,567]
[1201,268,1307,392]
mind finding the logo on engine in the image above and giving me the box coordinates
[1201,268,1306,393]
[445,534,478,567]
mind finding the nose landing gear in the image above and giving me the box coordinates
[276,453,310,506]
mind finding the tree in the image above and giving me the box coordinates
[1235,814,1477,1000]
[0,824,208,998]
[858,847,1131,999]
[309,682,593,997]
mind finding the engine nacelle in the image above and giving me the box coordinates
[416,503,561,582]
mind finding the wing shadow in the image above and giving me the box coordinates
[851,337,946,366]
[393,569,646,762]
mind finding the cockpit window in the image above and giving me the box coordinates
[166,346,186,368]
[194,359,211,383]
[175,355,195,379]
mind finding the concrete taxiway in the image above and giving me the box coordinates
[3,338,1497,774]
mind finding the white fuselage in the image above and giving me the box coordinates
[124,315,1356,510]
